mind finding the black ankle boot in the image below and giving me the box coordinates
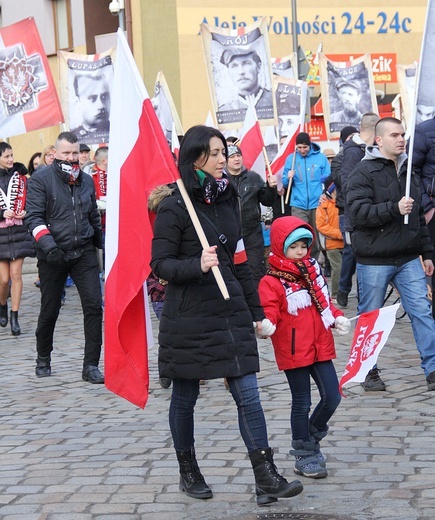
[176,447,213,499]
[249,447,303,506]
[0,303,7,327]
[10,310,21,336]
[35,355,51,377]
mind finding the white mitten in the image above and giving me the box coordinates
[259,318,276,337]
[335,316,351,336]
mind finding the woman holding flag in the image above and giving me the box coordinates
[0,142,35,335]
[151,125,303,506]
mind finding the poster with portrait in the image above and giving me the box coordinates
[152,71,184,149]
[0,18,64,139]
[271,53,298,79]
[397,63,417,127]
[201,18,276,130]
[273,76,307,142]
[414,0,435,126]
[319,53,378,140]
[59,48,115,145]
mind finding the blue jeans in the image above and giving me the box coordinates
[338,215,356,294]
[284,361,341,441]
[357,259,435,377]
[169,373,268,452]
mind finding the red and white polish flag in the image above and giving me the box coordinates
[339,303,400,397]
[105,29,180,409]
[239,101,265,178]
[0,18,64,138]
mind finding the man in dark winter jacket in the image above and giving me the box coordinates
[226,144,277,286]
[26,131,104,384]
[347,117,435,393]
[412,116,435,319]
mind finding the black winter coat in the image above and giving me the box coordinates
[151,181,265,381]
[0,169,35,261]
[25,163,101,260]
[412,117,435,214]
[347,147,433,265]
[341,137,366,231]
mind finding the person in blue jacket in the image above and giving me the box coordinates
[282,132,330,258]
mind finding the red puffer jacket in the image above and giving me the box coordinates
[258,216,343,371]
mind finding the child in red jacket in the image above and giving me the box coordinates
[258,216,350,479]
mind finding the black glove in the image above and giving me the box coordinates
[92,229,103,249]
[46,248,67,265]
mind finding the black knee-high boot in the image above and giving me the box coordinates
[10,310,20,336]
[0,302,7,327]
[176,447,213,499]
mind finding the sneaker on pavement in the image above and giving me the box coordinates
[336,291,348,307]
[426,371,435,391]
[294,455,327,479]
[361,368,386,391]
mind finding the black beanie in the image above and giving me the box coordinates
[295,132,311,146]
[340,126,358,144]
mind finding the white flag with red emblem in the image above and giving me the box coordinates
[105,29,180,409]
[239,101,265,176]
[0,18,64,138]
[339,303,400,397]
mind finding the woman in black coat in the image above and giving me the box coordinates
[0,142,35,335]
[151,125,303,506]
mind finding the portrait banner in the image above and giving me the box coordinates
[201,18,276,130]
[152,71,184,148]
[0,17,64,139]
[320,53,378,140]
[271,53,298,80]
[59,48,115,145]
[414,0,435,126]
[274,76,306,142]
[396,63,417,127]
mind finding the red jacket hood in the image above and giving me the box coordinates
[270,216,315,260]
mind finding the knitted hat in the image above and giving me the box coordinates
[283,227,313,253]
[295,132,311,146]
[340,126,358,144]
[227,144,242,157]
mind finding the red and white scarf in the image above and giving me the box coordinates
[267,253,335,329]
[92,166,107,199]
[0,171,26,228]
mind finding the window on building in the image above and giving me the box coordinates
[52,0,73,51]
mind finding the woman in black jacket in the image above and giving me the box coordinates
[0,142,35,335]
[151,125,303,506]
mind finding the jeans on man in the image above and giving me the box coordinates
[338,214,356,295]
[36,248,103,366]
[169,372,268,452]
[284,360,341,441]
[357,258,435,377]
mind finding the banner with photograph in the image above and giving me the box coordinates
[152,71,184,148]
[201,18,276,130]
[59,48,115,145]
[414,0,435,126]
[319,53,378,140]
[397,63,417,127]
[271,53,297,79]
[0,18,64,139]
[274,76,307,142]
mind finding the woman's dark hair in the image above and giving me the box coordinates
[27,152,42,175]
[0,141,12,157]
[178,125,227,196]
[13,162,29,176]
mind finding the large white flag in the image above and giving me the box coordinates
[339,304,400,396]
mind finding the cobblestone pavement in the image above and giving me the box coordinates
[1,264,435,519]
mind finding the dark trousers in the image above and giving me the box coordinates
[338,214,356,295]
[244,228,267,288]
[36,248,102,366]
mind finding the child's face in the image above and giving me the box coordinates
[285,240,308,259]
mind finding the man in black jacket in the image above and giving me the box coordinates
[347,117,435,392]
[26,132,104,384]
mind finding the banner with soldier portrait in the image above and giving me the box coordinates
[59,48,115,145]
[201,18,276,130]
[273,76,307,142]
[271,53,298,80]
[0,18,64,139]
[152,71,184,149]
[319,53,378,140]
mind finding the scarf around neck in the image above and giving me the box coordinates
[267,252,335,329]
[195,169,229,204]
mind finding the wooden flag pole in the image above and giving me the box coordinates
[284,150,297,205]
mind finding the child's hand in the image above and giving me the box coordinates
[257,318,276,337]
[334,316,351,336]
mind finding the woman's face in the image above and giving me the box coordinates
[44,149,55,165]
[0,148,14,169]
[195,136,226,179]
[32,155,41,170]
